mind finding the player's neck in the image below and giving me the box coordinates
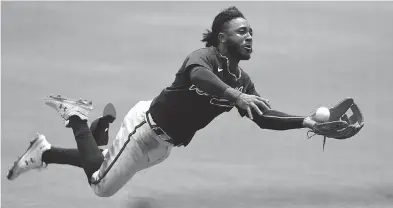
[217,46,240,73]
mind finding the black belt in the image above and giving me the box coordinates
[145,110,177,146]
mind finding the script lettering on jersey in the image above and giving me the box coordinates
[189,85,211,96]
[189,85,244,108]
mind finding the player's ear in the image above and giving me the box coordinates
[218,32,227,43]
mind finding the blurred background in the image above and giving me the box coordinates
[2,2,393,208]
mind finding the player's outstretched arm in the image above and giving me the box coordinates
[247,109,316,130]
[190,66,271,118]
[236,87,315,130]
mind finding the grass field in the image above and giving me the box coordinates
[2,2,393,208]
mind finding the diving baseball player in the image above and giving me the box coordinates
[6,6,363,198]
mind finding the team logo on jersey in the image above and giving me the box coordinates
[189,85,211,96]
[189,85,244,108]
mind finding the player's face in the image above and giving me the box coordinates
[223,18,253,60]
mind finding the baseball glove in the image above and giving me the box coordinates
[307,98,364,150]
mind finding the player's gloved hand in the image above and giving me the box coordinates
[236,93,271,119]
[307,97,365,151]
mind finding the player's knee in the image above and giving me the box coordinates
[91,182,118,197]
[90,171,119,197]
[93,187,116,197]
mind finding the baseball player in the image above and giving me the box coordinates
[6,6,363,198]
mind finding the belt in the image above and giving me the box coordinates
[145,110,177,146]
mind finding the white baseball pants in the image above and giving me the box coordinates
[90,100,173,197]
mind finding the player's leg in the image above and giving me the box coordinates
[89,100,173,197]
[21,95,171,197]
[42,146,82,168]
[42,146,108,168]
[6,137,109,181]
[66,115,105,181]
[42,101,116,168]
[42,95,108,182]
[90,103,116,146]
[6,103,115,180]
[6,133,51,180]
[42,102,115,168]
[5,134,99,180]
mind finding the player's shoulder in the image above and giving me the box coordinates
[186,47,219,61]
[180,46,221,72]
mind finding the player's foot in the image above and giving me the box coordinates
[90,103,117,146]
[7,133,51,180]
[103,103,116,123]
[44,95,93,127]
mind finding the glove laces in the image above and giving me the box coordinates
[307,130,327,151]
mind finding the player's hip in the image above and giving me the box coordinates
[120,100,174,148]
[89,100,173,196]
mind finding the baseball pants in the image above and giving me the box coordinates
[90,100,173,197]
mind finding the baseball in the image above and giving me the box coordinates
[314,106,330,122]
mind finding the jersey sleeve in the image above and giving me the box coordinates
[168,48,220,91]
[244,81,260,96]
[183,49,216,74]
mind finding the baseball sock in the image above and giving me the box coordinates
[68,115,104,181]
[42,148,105,168]
[42,147,83,167]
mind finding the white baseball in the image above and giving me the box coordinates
[314,106,330,122]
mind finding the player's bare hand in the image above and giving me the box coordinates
[236,93,271,119]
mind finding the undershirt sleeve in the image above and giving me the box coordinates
[189,66,229,97]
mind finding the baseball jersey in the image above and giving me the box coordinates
[148,46,257,146]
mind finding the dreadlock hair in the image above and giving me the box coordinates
[201,6,245,47]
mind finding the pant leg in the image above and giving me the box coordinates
[89,100,172,197]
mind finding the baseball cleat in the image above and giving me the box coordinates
[7,133,51,180]
[45,95,94,126]
[90,103,117,146]
[103,103,116,123]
